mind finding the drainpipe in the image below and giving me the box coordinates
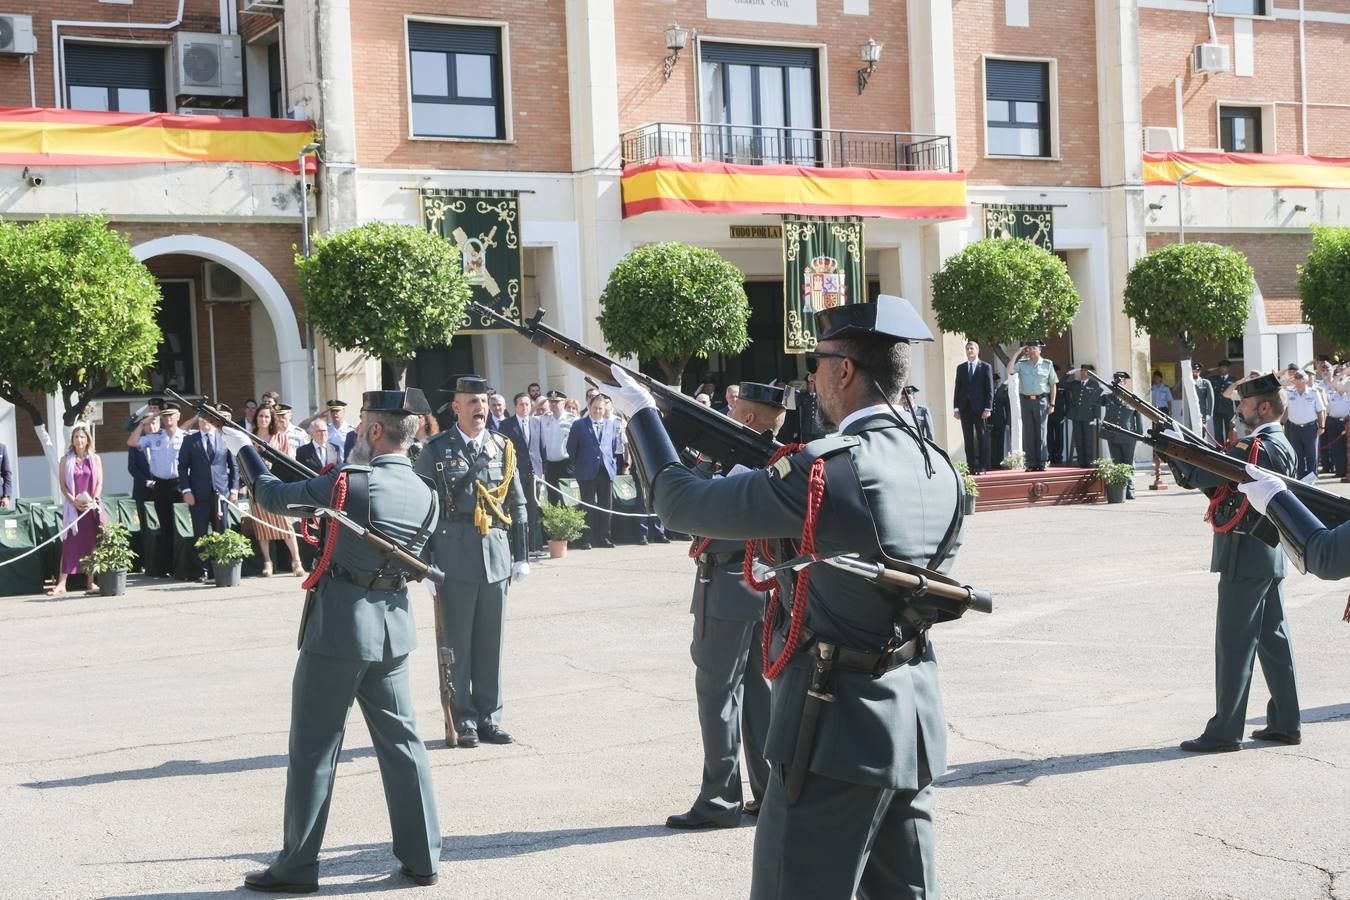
[298,142,322,413]
[1299,0,1309,153]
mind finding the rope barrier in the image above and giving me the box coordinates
[530,474,658,519]
[0,504,97,570]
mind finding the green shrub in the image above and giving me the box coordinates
[195,530,255,564]
[1124,242,1254,355]
[540,503,588,542]
[81,522,135,576]
[1298,226,1350,352]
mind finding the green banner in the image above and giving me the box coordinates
[782,217,865,353]
[982,203,1054,252]
[421,189,524,333]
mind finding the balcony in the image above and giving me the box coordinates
[621,122,953,172]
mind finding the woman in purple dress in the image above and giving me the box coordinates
[49,423,105,595]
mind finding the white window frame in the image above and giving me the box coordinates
[403,15,513,144]
[1213,0,1275,22]
[981,53,1060,162]
[59,36,171,112]
[244,22,286,119]
[1215,100,1276,154]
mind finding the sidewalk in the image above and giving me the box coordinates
[1,482,1347,898]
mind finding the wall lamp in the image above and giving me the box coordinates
[1147,202,1165,211]
[857,39,882,94]
[663,24,691,82]
[1293,204,1309,213]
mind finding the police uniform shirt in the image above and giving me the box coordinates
[1326,387,1350,419]
[328,420,355,449]
[1013,357,1055,396]
[1285,387,1325,425]
[1149,384,1173,411]
[138,428,187,480]
[285,424,308,451]
[540,412,575,462]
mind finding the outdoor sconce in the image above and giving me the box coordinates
[1294,204,1309,213]
[857,39,882,94]
[663,24,691,82]
[1147,202,1165,211]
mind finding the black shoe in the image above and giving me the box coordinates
[1251,727,1301,745]
[651,534,671,544]
[199,571,212,584]
[572,541,592,551]
[597,539,615,549]
[479,723,514,744]
[457,728,479,748]
[1179,735,1241,753]
[400,865,438,887]
[243,869,318,894]
[665,810,737,830]
[743,800,760,817]
[636,538,649,546]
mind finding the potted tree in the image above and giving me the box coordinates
[954,461,979,515]
[80,522,135,597]
[540,504,588,559]
[1095,457,1134,504]
[195,530,255,587]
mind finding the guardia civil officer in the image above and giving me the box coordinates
[414,375,529,748]
[222,389,442,892]
[1100,372,1142,498]
[668,382,787,831]
[1169,373,1301,752]
[611,295,964,899]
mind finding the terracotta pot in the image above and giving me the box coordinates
[548,540,568,559]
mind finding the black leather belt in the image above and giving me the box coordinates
[700,550,744,566]
[825,631,928,676]
[329,564,406,592]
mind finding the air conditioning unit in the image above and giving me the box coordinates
[1193,43,1230,74]
[171,32,244,98]
[1144,127,1179,152]
[0,14,37,56]
[203,262,256,303]
[177,106,244,118]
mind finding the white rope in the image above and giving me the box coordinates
[222,497,303,540]
[0,504,98,570]
[531,475,656,519]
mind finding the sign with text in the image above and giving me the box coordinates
[706,0,817,27]
[729,225,783,239]
[421,189,524,333]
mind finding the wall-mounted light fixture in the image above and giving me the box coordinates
[1293,204,1309,213]
[1147,202,1165,211]
[857,39,882,94]
[663,24,691,82]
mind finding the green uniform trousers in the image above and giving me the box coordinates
[1204,572,1300,742]
[270,650,441,882]
[691,615,770,824]
[750,764,937,900]
[440,576,508,732]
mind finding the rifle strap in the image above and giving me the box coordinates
[301,471,349,591]
[1205,437,1261,534]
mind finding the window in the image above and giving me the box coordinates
[65,43,167,112]
[700,43,819,165]
[267,41,284,118]
[1216,0,1265,14]
[407,22,505,140]
[1220,106,1262,153]
[985,59,1051,158]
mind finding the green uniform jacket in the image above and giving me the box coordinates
[251,455,438,662]
[1188,422,1296,578]
[414,428,527,584]
[653,412,963,792]
[1100,394,1142,441]
[1067,379,1102,423]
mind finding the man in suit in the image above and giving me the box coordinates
[225,388,442,893]
[952,340,994,473]
[415,375,529,749]
[296,418,341,473]
[487,394,508,433]
[178,414,241,582]
[0,440,12,509]
[612,294,964,898]
[566,393,625,550]
[667,382,785,832]
[719,384,740,416]
[499,392,543,552]
[1170,373,1301,753]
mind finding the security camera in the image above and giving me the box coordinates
[27,174,43,188]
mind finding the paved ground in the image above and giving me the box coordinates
[2,477,1349,900]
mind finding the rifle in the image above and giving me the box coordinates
[753,552,993,617]
[1103,421,1350,529]
[169,390,446,587]
[1087,369,1218,449]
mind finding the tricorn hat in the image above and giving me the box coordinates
[1235,373,1282,398]
[737,381,790,410]
[362,387,432,416]
[447,375,489,396]
[814,295,934,343]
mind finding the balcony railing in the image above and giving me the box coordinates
[621,122,952,172]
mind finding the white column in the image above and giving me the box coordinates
[908,0,958,166]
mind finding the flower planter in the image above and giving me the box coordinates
[962,494,977,515]
[96,570,127,597]
[214,559,243,587]
[548,540,568,559]
[1105,482,1128,504]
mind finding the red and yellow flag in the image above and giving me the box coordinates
[1144,150,1350,190]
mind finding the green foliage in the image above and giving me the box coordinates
[80,522,135,576]
[297,222,472,379]
[1123,242,1254,353]
[195,529,255,564]
[1002,450,1026,471]
[0,215,161,427]
[540,503,588,542]
[1093,457,1134,487]
[930,239,1080,355]
[598,242,750,384]
[952,459,979,496]
[1297,226,1350,352]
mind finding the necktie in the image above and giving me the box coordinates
[594,422,602,441]
[468,441,479,461]
[969,361,975,377]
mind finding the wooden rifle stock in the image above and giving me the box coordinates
[1086,370,1217,449]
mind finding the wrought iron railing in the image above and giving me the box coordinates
[620,122,952,172]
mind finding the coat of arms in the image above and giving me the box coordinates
[801,255,846,317]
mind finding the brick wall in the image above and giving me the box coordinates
[348,0,573,172]
[951,0,1101,186]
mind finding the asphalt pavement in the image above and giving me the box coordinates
[1,477,1347,899]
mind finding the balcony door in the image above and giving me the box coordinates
[700,43,819,166]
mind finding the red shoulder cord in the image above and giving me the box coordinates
[1204,437,1261,534]
[300,467,347,591]
[299,463,338,547]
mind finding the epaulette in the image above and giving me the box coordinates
[768,434,858,480]
[339,463,373,473]
[489,431,507,449]
[424,430,454,448]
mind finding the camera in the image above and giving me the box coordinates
[24,171,43,188]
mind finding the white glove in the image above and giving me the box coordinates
[1237,463,1287,515]
[511,561,530,582]
[1161,425,1185,442]
[220,428,250,456]
[608,363,657,419]
[727,464,753,477]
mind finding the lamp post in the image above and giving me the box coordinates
[1175,168,1197,244]
[297,142,321,411]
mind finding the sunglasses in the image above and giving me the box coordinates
[804,351,854,374]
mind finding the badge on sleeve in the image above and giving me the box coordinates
[770,456,793,480]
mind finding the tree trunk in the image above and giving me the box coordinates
[1176,336,1201,439]
[656,358,686,390]
[389,358,410,390]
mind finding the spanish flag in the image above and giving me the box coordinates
[1144,150,1350,190]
